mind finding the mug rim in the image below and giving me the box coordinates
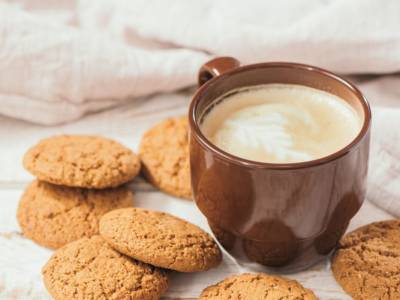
[189,61,372,170]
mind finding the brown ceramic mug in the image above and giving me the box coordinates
[189,57,371,273]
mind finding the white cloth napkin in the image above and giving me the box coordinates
[0,1,209,124]
[1,0,400,125]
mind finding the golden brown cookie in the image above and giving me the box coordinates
[139,116,191,199]
[23,135,140,188]
[17,180,133,249]
[42,235,168,300]
[99,207,221,272]
[198,273,317,299]
[331,220,400,300]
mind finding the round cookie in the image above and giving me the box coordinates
[17,180,133,249]
[331,220,400,300]
[139,116,191,199]
[199,273,317,299]
[99,207,221,272]
[23,135,140,188]
[42,235,168,300]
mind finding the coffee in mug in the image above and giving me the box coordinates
[200,84,362,163]
[190,57,371,272]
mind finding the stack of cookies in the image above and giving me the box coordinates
[42,207,222,299]
[17,135,141,249]
[16,134,223,299]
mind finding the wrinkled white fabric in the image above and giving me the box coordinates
[1,0,400,124]
[0,1,209,124]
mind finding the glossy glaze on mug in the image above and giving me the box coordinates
[189,58,371,272]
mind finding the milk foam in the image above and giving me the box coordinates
[200,84,362,163]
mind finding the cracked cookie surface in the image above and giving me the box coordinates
[139,116,191,199]
[24,135,140,188]
[17,180,133,249]
[331,220,400,300]
[198,273,317,299]
[99,207,221,272]
[42,235,168,300]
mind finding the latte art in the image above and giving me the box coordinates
[200,84,362,163]
[214,110,313,162]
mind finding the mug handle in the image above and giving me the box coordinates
[198,56,240,87]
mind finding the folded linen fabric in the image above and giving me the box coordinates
[1,0,400,124]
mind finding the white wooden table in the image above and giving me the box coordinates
[0,90,395,300]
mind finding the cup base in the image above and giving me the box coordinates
[209,221,341,274]
[232,248,330,274]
